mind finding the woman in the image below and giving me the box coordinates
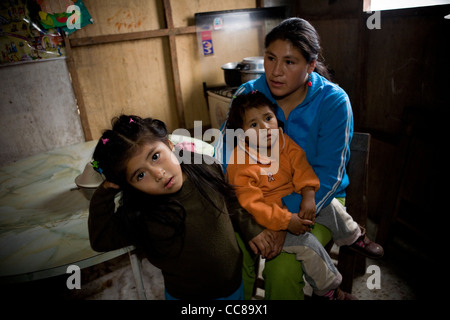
[214,18,383,300]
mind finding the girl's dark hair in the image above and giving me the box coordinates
[265,17,331,81]
[93,115,169,187]
[226,91,281,130]
[93,115,235,258]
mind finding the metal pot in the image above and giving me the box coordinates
[242,56,264,71]
[240,69,264,83]
[221,62,244,87]
[240,56,264,83]
[222,56,265,87]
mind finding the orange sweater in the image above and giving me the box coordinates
[226,129,320,230]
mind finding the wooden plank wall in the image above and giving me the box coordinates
[293,0,450,246]
[363,7,449,245]
[66,0,257,141]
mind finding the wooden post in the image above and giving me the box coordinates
[63,34,93,141]
[163,0,186,129]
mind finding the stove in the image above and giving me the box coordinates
[205,86,237,129]
[208,86,237,98]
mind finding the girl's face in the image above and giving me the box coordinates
[242,105,278,148]
[126,140,184,195]
[264,39,316,98]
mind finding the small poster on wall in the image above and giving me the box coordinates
[38,0,93,35]
[201,30,213,56]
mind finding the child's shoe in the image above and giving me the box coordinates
[349,225,384,259]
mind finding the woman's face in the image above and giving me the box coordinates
[126,140,184,195]
[264,39,316,99]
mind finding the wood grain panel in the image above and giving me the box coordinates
[70,0,164,38]
[71,38,179,140]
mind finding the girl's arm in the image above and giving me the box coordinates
[212,162,276,257]
[226,191,278,259]
[299,186,316,222]
[88,182,131,252]
[226,194,265,242]
[227,164,292,231]
[207,162,266,243]
[227,166,313,238]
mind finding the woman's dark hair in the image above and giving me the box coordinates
[265,17,331,81]
[227,91,281,130]
[93,115,235,258]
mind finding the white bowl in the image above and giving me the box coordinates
[75,162,104,200]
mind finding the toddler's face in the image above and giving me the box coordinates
[242,106,279,148]
[126,141,184,195]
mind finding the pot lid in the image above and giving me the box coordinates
[242,56,263,64]
[241,56,264,72]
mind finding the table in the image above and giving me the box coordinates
[0,135,214,285]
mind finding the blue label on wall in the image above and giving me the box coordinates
[201,31,214,56]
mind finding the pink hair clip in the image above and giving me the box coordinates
[251,90,258,94]
[101,138,109,145]
[175,141,196,153]
[129,118,134,123]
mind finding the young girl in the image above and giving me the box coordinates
[88,115,273,300]
[226,91,356,299]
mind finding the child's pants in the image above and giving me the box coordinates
[237,198,361,299]
[282,198,361,295]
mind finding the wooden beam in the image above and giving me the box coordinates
[356,1,369,129]
[69,26,196,48]
[163,0,186,128]
[67,0,205,132]
[63,34,93,141]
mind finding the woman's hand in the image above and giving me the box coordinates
[265,229,286,260]
[248,229,287,260]
[248,229,274,258]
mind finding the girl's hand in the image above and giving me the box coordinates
[299,187,316,223]
[287,214,313,235]
[299,198,316,222]
[102,180,120,190]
